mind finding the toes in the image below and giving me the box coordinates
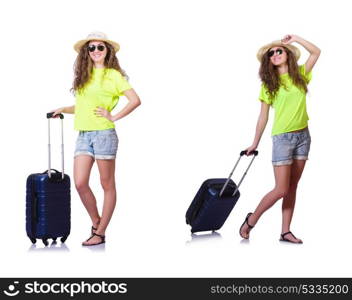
[281,233,303,243]
[83,241,94,246]
[82,235,103,245]
[83,237,96,245]
[82,239,92,245]
[242,231,249,239]
[290,235,302,243]
[240,224,249,239]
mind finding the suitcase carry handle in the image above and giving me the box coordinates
[43,168,60,174]
[219,150,258,197]
[47,112,64,119]
[240,150,258,156]
[46,113,65,180]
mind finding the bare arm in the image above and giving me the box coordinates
[62,105,75,114]
[111,89,141,121]
[246,101,270,154]
[95,88,141,122]
[52,105,75,116]
[282,34,321,73]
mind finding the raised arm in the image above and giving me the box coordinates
[282,34,321,73]
[246,101,270,155]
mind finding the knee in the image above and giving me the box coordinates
[75,181,89,193]
[274,187,289,199]
[100,177,115,191]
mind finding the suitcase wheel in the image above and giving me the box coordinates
[61,236,67,243]
[42,238,49,246]
[30,237,36,244]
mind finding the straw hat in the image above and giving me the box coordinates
[257,40,300,62]
[73,31,120,53]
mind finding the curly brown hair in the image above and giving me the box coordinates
[71,41,127,93]
[259,46,308,100]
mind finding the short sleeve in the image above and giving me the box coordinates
[259,83,272,105]
[113,70,132,96]
[299,64,312,83]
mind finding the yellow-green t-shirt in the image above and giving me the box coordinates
[74,68,132,131]
[259,64,312,136]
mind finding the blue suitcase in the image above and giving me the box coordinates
[26,113,71,246]
[186,150,258,233]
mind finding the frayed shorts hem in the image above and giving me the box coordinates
[74,152,116,160]
[74,151,94,158]
[272,156,308,166]
[293,155,308,160]
[95,155,116,160]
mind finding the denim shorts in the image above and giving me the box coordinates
[74,128,118,160]
[272,128,311,166]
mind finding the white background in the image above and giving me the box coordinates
[0,0,351,277]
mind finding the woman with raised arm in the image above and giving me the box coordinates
[239,35,320,243]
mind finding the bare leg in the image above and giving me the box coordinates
[74,155,100,229]
[281,159,306,243]
[82,159,116,245]
[240,165,291,239]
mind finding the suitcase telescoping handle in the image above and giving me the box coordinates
[219,150,258,197]
[46,112,65,179]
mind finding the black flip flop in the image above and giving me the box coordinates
[82,233,105,246]
[280,231,303,244]
[239,212,254,239]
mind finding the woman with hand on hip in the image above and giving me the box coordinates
[52,32,141,246]
[239,35,320,243]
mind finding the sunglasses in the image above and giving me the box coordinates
[88,45,105,52]
[268,49,283,57]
